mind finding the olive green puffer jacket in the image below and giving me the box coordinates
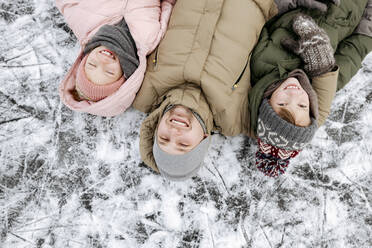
[249,0,372,133]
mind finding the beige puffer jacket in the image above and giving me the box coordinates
[133,0,278,170]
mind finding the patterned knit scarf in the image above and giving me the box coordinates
[256,138,300,177]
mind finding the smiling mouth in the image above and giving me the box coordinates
[170,118,189,127]
[284,84,300,90]
[99,49,115,59]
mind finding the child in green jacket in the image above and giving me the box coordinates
[250,0,372,177]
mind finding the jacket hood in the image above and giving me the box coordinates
[139,85,214,172]
[59,52,147,116]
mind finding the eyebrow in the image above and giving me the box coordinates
[158,140,167,146]
[85,65,95,71]
[176,147,188,153]
[279,106,308,113]
[105,71,115,77]
[297,107,309,112]
[158,140,189,153]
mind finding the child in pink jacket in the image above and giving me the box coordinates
[56,0,176,116]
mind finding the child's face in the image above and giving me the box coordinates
[156,105,206,155]
[269,77,311,127]
[84,46,123,85]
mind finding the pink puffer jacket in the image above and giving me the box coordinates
[56,0,176,116]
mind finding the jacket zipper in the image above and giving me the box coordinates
[152,47,159,68]
[232,58,249,90]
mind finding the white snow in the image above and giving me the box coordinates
[0,1,371,247]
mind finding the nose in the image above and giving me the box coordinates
[286,89,301,96]
[99,55,112,64]
[168,125,183,136]
[97,52,114,64]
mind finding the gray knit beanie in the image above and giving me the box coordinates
[84,18,139,79]
[257,99,317,150]
[153,136,211,181]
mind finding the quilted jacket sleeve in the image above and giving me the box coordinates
[162,0,177,5]
[334,34,372,90]
[311,68,339,126]
[312,34,372,126]
[124,0,175,54]
[55,0,123,44]
[158,0,176,45]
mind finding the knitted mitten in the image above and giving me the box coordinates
[354,0,372,37]
[281,14,335,77]
[274,0,340,15]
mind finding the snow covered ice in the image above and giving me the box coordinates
[0,0,371,247]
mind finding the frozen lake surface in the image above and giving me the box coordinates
[1,1,371,247]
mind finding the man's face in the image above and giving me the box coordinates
[156,105,206,155]
[84,46,123,85]
[269,77,311,127]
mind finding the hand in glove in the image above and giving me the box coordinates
[354,0,372,37]
[281,14,335,77]
[274,0,340,15]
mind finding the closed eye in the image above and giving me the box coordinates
[106,71,114,76]
[159,137,169,142]
[179,143,189,148]
[88,62,96,68]
[298,104,308,108]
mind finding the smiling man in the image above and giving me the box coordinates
[152,105,211,180]
[156,105,207,155]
